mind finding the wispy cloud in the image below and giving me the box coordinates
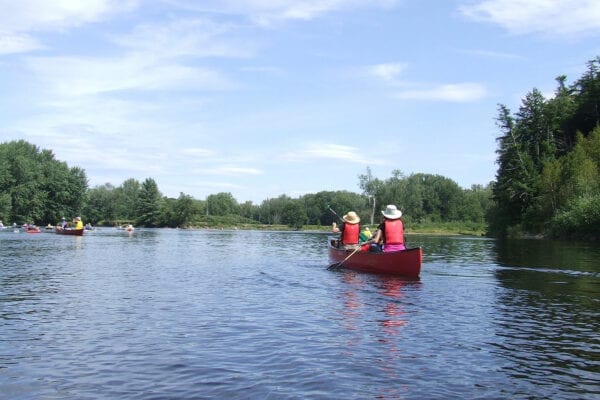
[281,143,378,164]
[367,62,407,82]
[393,83,487,102]
[180,148,215,158]
[113,18,257,59]
[460,0,600,36]
[196,166,263,176]
[0,0,139,54]
[365,62,486,102]
[0,33,42,54]
[26,54,235,97]
[457,48,524,60]
[165,0,400,25]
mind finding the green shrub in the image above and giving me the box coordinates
[551,195,600,239]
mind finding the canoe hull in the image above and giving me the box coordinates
[55,228,84,236]
[328,237,422,278]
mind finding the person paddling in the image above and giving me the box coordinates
[367,205,406,252]
[73,216,84,230]
[332,211,361,250]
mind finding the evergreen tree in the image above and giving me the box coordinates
[136,178,162,227]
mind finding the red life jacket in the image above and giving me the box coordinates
[384,219,404,244]
[341,223,359,245]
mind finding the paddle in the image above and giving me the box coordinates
[328,245,363,270]
[327,205,343,223]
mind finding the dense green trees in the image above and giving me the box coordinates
[490,56,600,239]
[0,140,87,225]
[0,139,491,231]
[359,168,490,225]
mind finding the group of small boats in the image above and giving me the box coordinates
[0,224,135,236]
[0,223,42,233]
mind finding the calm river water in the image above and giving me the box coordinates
[1,228,598,399]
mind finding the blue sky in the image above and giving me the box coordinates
[1,1,599,203]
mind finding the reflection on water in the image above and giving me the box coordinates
[336,272,419,399]
[0,229,598,399]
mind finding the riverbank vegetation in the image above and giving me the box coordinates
[0,140,490,234]
[489,55,600,240]
[1,56,598,239]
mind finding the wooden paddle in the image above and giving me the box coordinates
[328,245,363,270]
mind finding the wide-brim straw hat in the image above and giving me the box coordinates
[382,205,402,219]
[342,211,360,224]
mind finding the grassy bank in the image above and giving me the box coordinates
[183,220,487,236]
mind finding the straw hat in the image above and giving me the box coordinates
[381,205,402,219]
[342,211,360,224]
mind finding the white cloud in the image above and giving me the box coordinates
[165,0,400,24]
[363,62,485,103]
[26,54,235,96]
[393,83,487,102]
[0,0,138,31]
[460,0,600,36]
[113,18,257,59]
[180,148,215,158]
[458,49,523,60]
[368,62,407,82]
[0,0,139,54]
[0,33,42,54]
[281,143,377,164]
[197,166,263,176]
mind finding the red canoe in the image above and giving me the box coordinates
[328,237,422,278]
[55,227,84,236]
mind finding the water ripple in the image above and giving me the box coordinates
[0,230,598,399]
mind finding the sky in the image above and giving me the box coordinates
[1,0,599,203]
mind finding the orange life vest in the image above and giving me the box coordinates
[341,223,359,245]
[384,219,404,244]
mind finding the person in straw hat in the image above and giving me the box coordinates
[331,211,361,250]
[367,204,405,253]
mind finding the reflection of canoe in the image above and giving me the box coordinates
[328,237,422,278]
[55,227,84,236]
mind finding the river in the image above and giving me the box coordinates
[1,228,598,399]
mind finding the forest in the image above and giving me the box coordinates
[0,140,490,233]
[490,56,600,240]
[1,55,598,239]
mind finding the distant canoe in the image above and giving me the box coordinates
[26,227,41,234]
[55,227,84,236]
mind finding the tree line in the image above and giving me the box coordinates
[490,55,600,239]
[83,170,492,230]
[0,140,491,231]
